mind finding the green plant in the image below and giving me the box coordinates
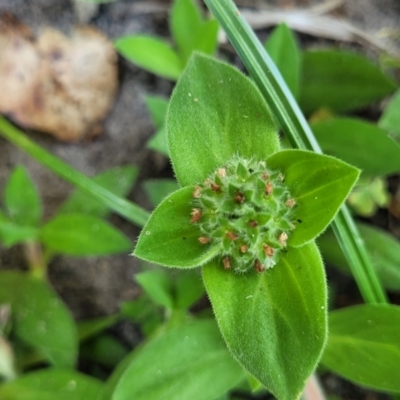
[1,0,400,399]
[115,0,219,80]
[132,53,360,399]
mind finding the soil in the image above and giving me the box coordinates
[0,1,399,399]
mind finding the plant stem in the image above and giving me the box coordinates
[0,117,150,228]
[24,241,46,280]
[204,0,387,304]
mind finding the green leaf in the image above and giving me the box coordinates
[348,176,390,217]
[143,179,179,208]
[0,219,38,247]
[0,271,77,367]
[58,166,138,218]
[193,19,219,56]
[145,96,170,157]
[266,149,360,246]
[77,314,120,342]
[300,50,396,114]
[265,23,301,98]
[134,187,218,268]
[4,167,41,226]
[171,0,203,62]
[203,242,327,400]
[311,118,400,176]
[379,89,400,139]
[81,335,128,368]
[147,126,169,157]
[322,304,400,393]
[174,269,205,309]
[145,95,169,129]
[40,214,132,256]
[0,368,102,400]
[115,36,183,80]
[167,53,280,187]
[111,320,244,400]
[135,270,174,309]
[318,223,400,291]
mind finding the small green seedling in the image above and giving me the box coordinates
[115,0,219,80]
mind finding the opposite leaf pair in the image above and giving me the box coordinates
[134,53,359,399]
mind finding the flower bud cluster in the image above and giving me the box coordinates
[190,156,296,273]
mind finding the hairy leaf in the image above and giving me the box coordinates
[203,242,327,400]
[266,149,360,246]
[134,187,218,268]
[167,53,280,187]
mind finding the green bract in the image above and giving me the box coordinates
[133,53,359,399]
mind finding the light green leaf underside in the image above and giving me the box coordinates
[203,242,327,400]
[112,320,244,400]
[265,23,301,98]
[0,368,102,400]
[134,187,218,268]
[167,53,280,187]
[322,304,400,393]
[0,271,77,368]
[267,149,360,246]
[312,118,400,176]
[300,50,396,114]
[115,36,183,80]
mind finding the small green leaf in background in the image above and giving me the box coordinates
[77,314,120,342]
[134,187,218,268]
[300,50,396,114]
[0,368,103,400]
[115,36,183,80]
[0,271,77,367]
[318,223,400,292]
[379,89,400,141]
[58,165,138,218]
[265,23,301,98]
[174,269,204,309]
[135,270,174,309]
[0,218,38,247]
[266,149,360,246]
[171,0,203,63]
[311,118,400,176]
[4,166,42,226]
[167,53,280,187]
[322,304,400,393]
[203,242,327,400]
[348,176,390,217]
[111,320,244,400]
[143,179,179,208]
[145,96,170,157]
[40,214,132,256]
[145,95,169,128]
[120,296,163,337]
[171,0,218,64]
[192,19,219,56]
[80,335,128,368]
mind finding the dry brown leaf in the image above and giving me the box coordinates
[0,13,118,141]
